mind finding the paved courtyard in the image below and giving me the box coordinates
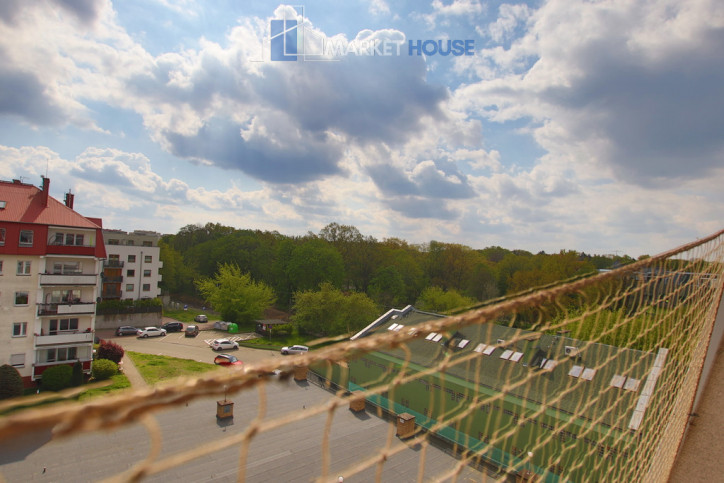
[0,375,498,482]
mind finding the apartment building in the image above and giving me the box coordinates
[101,229,162,300]
[0,178,106,386]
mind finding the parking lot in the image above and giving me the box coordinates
[98,324,281,366]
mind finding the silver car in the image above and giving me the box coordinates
[137,327,167,338]
[210,338,239,351]
[281,345,309,355]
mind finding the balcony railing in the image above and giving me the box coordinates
[39,273,98,286]
[103,276,123,283]
[103,260,124,268]
[35,331,94,346]
[37,302,96,316]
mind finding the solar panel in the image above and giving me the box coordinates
[458,339,469,348]
[483,345,496,356]
[581,368,597,381]
[624,378,641,391]
[500,349,513,360]
[610,374,626,388]
[510,352,524,363]
[473,343,486,353]
[432,334,443,342]
[425,332,437,341]
[568,365,583,378]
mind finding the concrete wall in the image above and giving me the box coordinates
[95,312,162,329]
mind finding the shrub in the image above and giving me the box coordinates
[92,359,118,380]
[41,365,73,391]
[0,364,24,400]
[97,339,125,364]
[71,360,84,387]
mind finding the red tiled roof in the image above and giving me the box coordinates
[0,180,100,228]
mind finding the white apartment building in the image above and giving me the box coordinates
[101,230,163,300]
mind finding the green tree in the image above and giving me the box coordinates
[0,364,24,400]
[41,365,73,391]
[196,263,276,324]
[92,359,118,380]
[292,283,379,336]
[286,238,345,292]
[415,286,475,313]
[368,265,406,308]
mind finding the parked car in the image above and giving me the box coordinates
[137,327,167,338]
[161,321,183,332]
[210,338,239,351]
[281,345,309,355]
[116,326,139,336]
[185,325,199,337]
[214,354,243,366]
[194,314,208,323]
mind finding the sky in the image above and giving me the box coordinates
[0,0,722,258]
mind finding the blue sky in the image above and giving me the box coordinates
[1,0,722,257]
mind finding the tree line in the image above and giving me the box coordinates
[159,222,637,336]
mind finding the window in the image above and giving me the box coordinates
[142,241,152,247]
[14,292,29,305]
[12,322,27,337]
[126,240,135,246]
[127,269,135,277]
[143,269,151,277]
[0,227,5,245]
[19,230,33,246]
[142,283,150,292]
[53,261,80,274]
[10,353,25,368]
[65,233,75,245]
[144,255,152,263]
[127,254,136,263]
[75,234,84,246]
[126,284,134,292]
[0,260,3,275]
[109,254,120,261]
[108,239,120,245]
[17,261,31,275]
[49,318,79,334]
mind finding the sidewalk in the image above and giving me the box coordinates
[120,353,147,388]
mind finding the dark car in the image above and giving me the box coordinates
[194,314,208,323]
[116,326,139,336]
[185,325,199,337]
[161,321,183,332]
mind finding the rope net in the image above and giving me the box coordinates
[1,230,723,482]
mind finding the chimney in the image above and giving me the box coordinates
[41,176,50,207]
[64,190,75,210]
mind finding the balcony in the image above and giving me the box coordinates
[37,302,96,316]
[103,276,123,283]
[46,243,96,257]
[40,273,98,286]
[35,331,94,346]
[34,360,92,379]
[104,260,124,268]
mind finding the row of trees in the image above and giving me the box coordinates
[160,222,637,336]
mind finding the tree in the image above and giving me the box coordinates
[292,283,379,336]
[368,265,406,308]
[71,361,84,387]
[97,340,125,364]
[92,359,118,380]
[196,263,276,324]
[415,286,475,313]
[286,238,345,292]
[0,364,24,400]
[41,365,73,391]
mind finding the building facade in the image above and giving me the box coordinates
[101,229,162,300]
[0,178,106,386]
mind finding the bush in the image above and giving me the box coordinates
[41,365,73,391]
[0,364,24,400]
[71,360,84,387]
[92,359,118,380]
[97,339,125,364]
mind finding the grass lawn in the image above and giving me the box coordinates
[127,351,221,385]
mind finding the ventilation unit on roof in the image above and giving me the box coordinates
[497,339,505,346]
[564,346,579,357]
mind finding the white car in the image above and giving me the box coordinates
[137,327,167,338]
[281,345,309,355]
[211,338,239,351]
